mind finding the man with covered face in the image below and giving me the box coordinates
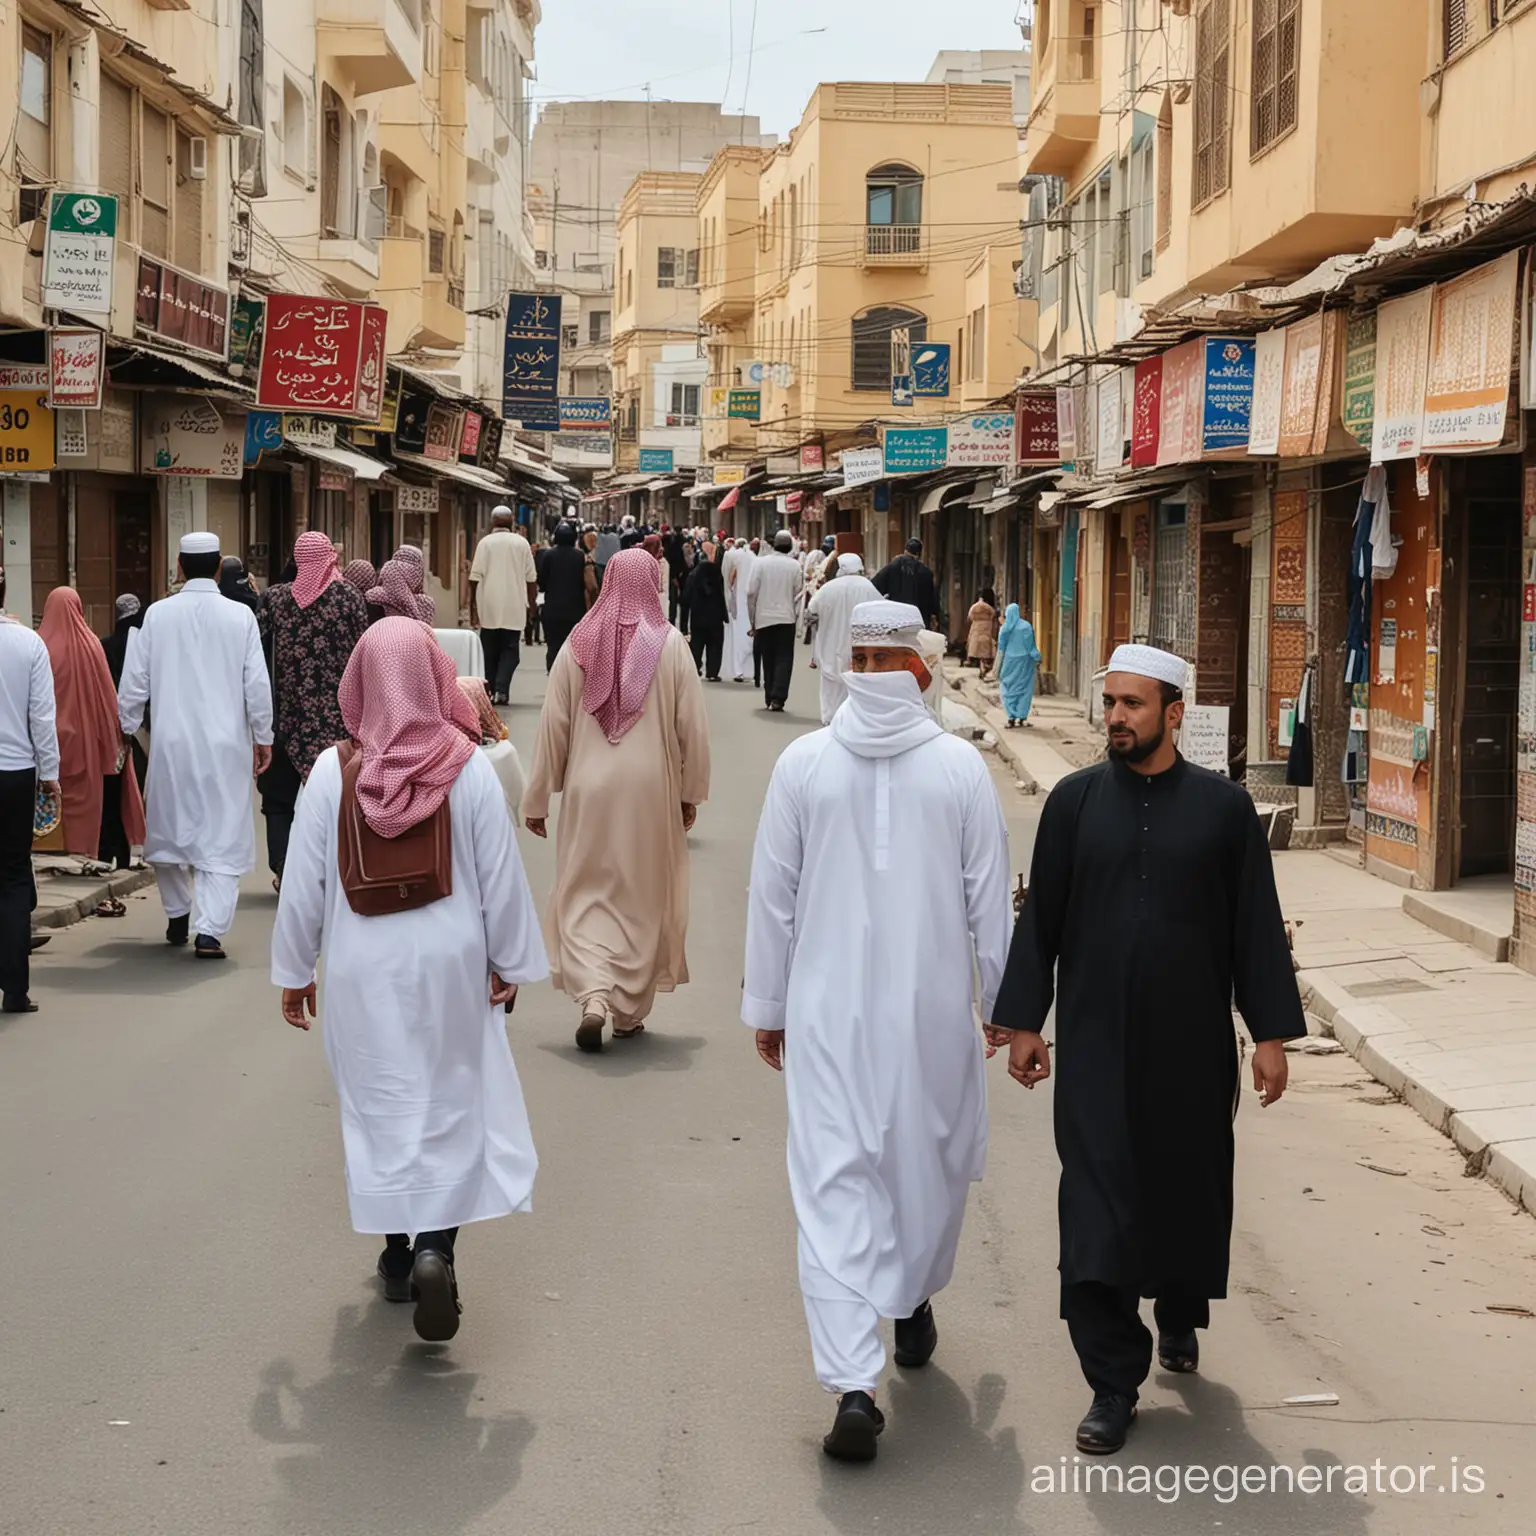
[990,643,1304,1456]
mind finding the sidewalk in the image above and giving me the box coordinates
[32,855,156,930]
[941,663,1536,1218]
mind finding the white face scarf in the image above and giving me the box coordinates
[830,670,945,759]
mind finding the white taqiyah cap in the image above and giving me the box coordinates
[850,599,925,651]
[1108,643,1187,691]
[837,552,865,574]
[179,531,220,555]
[492,503,514,518]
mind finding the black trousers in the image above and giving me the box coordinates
[543,615,578,673]
[690,622,724,679]
[258,742,302,878]
[669,580,690,634]
[382,1227,460,1272]
[481,628,521,698]
[1062,1282,1211,1399]
[0,768,37,1006]
[757,623,796,707]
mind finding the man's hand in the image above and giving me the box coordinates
[283,983,316,1031]
[1007,1030,1051,1089]
[681,802,697,831]
[253,743,272,777]
[490,972,517,1009]
[982,1024,1013,1060]
[755,1029,785,1072]
[40,779,61,802]
[748,628,756,638]
[525,816,547,838]
[1252,1039,1289,1107]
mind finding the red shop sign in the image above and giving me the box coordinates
[1014,391,1060,464]
[1131,354,1164,468]
[459,410,484,463]
[352,306,388,425]
[257,295,375,415]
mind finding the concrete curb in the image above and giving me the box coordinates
[34,864,157,930]
[945,667,1040,792]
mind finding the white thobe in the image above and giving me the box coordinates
[118,578,273,876]
[744,673,1011,1383]
[806,575,880,723]
[723,548,756,679]
[271,747,548,1233]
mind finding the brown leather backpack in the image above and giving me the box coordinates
[336,741,452,915]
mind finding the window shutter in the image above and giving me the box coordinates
[99,74,134,224]
[1445,0,1468,56]
[174,130,204,274]
[141,106,171,259]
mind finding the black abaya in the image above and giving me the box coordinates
[993,754,1304,1301]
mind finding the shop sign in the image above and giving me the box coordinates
[282,414,338,450]
[1056,386,1078,465]
[912,343,951,398]
[66,387,135,473]
[315,465,352,492]
[1200,336,1256,454]
[883,426,948,475]
[1371,286,1433,462]
[766,454,799,476]
[393,384,434,455]
[1278,312,1329,457]
[502,293,562,431]
[477,415,504,470]
[1156,340,1203,465]
[43,191,117,314]
[245,411,283,464]
[948,412,1015,469]
[56,410,88,458]
[638,448,675,473]
[1095,371,1124,476]
[257,295,381,416]
[1130,355,1163,468]
[559,397,612,431]
[1422,249,1520,452]
[799,444,825,473]
[742,360,794,388]
[728,389,761,421]
[141,395,244,478]
[47,329,105,409]
[459,410,484,464]
[1342,311,1377,448]
[551,433,614,469]
[1247,327,1286,455]
[395,484,439,514]
[0,366,55,474]
[1015,391,1060,464]
[1180,705,1231,775]
[135,256,230,359]
[714,464,748,486]
[424,404,463,462]
[353,307,388,425]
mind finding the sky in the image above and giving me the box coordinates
[530,0,1029,139]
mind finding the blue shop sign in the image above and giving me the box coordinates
[638,448,674,473]
[882,426,948,474]
[912,343,951,398]
[244,410,283,464]
[502,292,562,432]
[1201,336,1255,454]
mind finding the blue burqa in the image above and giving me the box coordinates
[995,605,1041,721]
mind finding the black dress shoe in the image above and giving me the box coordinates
[193,934,226,959]
[1158,1329,1199,1374]
[823,1390,885,1462]
[894,1300,938,1368]
[1076,1392,1137,1454]
[410,1248,462,1342]
[166,914,190,947]
[2,995,38,1014]
[377,1246,413,1304]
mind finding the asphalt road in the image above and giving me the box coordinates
[3,648,1535,1535]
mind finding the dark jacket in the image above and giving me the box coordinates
[872,553,939,627]
[684,556,729,628]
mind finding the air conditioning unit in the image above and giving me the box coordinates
[189,137,208,180]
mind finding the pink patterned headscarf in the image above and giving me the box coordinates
[392,545,426,591]
[337,617,480,837]
[367,559,435,622]
[567,547,671,744]
[291,531,341,609]
[342,558,377,595]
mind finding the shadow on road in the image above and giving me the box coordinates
[251,1292,534,1535]
[33,941,244,996]
[534,1031,707,1077]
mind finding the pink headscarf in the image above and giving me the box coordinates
[567,547,671,744]
[392,545,426,591]
[342,558,377,596]
[337,617,480,837]
[367,559,435,622]
[291,531,341,609]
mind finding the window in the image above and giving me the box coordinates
[561,324,578,349]
[174,128,205,274]
[282,78,308,180]
[238,1,266,195]
[865,164,923,227]
[1251,0,1299,155]
[1098,167,1118,296]
[1445,0,1468,54]
[17,24,53,222]
[141,106,172,260]
[320,86,354,240]
[658,246,678,287]
[428,227,445,274]
[669,383,700,423]
[589,309,610,344]
[850,305,927,391]
[99,74,135,239]
[1132,133,1155,281]
[685,247,700,287]
[966,308,986,383]
[1193,0,1232,207]
[1077,4,1098,80]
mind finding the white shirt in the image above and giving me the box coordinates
[747,551,804,629]
[0,620,59,778]
[469,528,538,630]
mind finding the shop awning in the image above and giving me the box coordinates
[291,443,392,481]
[646,479,682,493]
[684,482,726,500]
[392,451,511,496]
[918,479,977,516]
[108,342,254,401]
[719,485,743,511]
[505,452,570,486]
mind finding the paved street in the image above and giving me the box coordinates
[4,656,1536,1536]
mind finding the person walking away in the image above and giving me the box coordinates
[683,541,729,680]
[872,539,939,630]
[118,532,274,960]
[526,542,545,649]
[995,605,1042,727]
[218,557,262,615]
[342,559,381,625]
[272,618,547,1341]
[367,560,435,623]
[523,549,710,1053]
[800,536,832,642]
[469,506,539,705]
[0,568,60,1013]
[663,529,690,633]
[40,588,146,884]
[723,540,755,683]
[966,589,999,673]
[990,644,1304,1455]
[747,531,803,712]
[743,599,1011,1462]
[539,522,596,671]
[593,524,621,588]
[390,544,435,621]
[642,533,668,599]
[99,594,148,863]
[806,554,880,724]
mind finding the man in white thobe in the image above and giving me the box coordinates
[806,553,880,724]
[743,599,1012,1463]
[119,531,274,958]
[722,540,756,683]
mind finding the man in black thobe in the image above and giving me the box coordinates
[990,644,1303,1455]
[871,539,939,629]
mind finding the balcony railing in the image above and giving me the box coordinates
[863,224,926,266]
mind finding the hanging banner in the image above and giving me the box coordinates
[1247,327,1286,455]
[1015,391,1060,464]
[1342,311,1377,449]
[1156,340,1203,466]
[282,414,338,450]
[947,412,1014,468]
[1095,370,1124,477]
[559,397,612,431]
[43,192,118,314]
[1130,355,1163,468]
[1056,386,1078,464]
[502,293,562,431]
[244,411,283,464]
[1371,286,1434,462]
[424,404,464,463]
[0,366,55,474]
[912,343,952,397]
[135,256,230,359]
[257,296,377,416]
[1422,249,1520,452]
[48,329,106,409]
[458,410,484,465]
[1278,313,1327,457]
[1200,336,1257,454]
[728,389,762,420]
[478,415,504,470]
[141,395,244,478]
[839,447,883,487]
[353,306,388,425]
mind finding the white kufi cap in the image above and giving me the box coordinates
[850,599,925,651]
[179,531,220,555]
[1107,643,1187,691]
[836,552,864,574]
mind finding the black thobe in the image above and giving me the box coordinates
[993,754,1303,1301]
